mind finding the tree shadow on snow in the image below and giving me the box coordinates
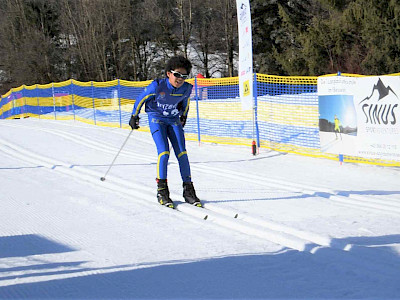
[0,234,76,259]
[0,235,399,299]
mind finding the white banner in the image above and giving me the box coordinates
[318,76,400,161]
[236,0,253,110]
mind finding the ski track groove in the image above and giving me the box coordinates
[2,122,399,247]
[0,137,314,252]
[3,121,400,216]
[0,123,327,247]
[1,121,399,279]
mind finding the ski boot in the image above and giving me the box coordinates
[157,179,174,208]
[183,182,202,207]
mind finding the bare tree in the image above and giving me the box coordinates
[202,0,237,77]
[0,0,240,94]
[220,0,237,77]
[60,0,131,82]
[173,0,193,58]
[191,0,234,77]
[127,0,165,80]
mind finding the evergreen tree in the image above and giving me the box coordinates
[273,0,314,75]
[350,0,400,74]
[2,0,400,95]
[299,0,400,75]
[251,0,313,75]
[251,0,283,74]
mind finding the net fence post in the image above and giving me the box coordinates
[12,89,15,118]
[71,79,76,121]
[118,79,122,128]
[36,84,40,119]
[52,83,57,120]
[91,81,96,125]
[22,85,26,118]
[194,76,201,145]
[0,95,3,119]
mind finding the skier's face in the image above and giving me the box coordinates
[167,68,188,88]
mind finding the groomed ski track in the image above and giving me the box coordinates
[0,119,399,298]
[0,127,321,252]
[1,121,399,252]
[2,120,400,249]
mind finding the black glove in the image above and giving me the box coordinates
[129,115,140,130]
[180,115,187,128]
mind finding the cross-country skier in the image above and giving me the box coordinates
[129,56,202,209]
[334,115,342,140]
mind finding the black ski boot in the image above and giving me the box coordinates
[157,179,174,208]
[183,182,202,207]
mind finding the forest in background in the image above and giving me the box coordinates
[1,0,399,95]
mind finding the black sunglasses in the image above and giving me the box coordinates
[170,70,189,79]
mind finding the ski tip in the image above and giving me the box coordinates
[204,215,208,220]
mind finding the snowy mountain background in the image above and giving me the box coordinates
[0,118,399,299]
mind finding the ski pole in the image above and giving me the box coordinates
[100,130,134,181]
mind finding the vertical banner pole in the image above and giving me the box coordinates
[254,72,260,152]
[236,0,255,154]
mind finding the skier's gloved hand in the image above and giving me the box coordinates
[180,115,187,128]
[129,115,140,130]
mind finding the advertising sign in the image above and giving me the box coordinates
[318,76,400,160]
[236,0,253,110]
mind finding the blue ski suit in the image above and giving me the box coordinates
[132,78,193,182]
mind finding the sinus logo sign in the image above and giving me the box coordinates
[358,78,399,125]
[318,75,400,161]
[353,76,400,160]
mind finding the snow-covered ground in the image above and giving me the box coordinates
[320,131,357,154]
[0,118,399,299]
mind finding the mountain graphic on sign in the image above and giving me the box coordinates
[359,78,398,104]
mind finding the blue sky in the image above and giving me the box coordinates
[319,95,357,128]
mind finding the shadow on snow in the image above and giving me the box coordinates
[0,235,399,299]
